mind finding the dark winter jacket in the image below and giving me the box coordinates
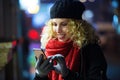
[34,43,108,80]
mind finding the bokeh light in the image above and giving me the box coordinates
[79,0,87,3]
[28,29,39,40]
[19,0,40,14]
[111,0,118,8]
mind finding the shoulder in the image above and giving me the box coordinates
[83,43,102,52]
[83,43,104,57]
[82,43,107,66]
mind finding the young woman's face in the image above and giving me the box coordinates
[52,18,71,42]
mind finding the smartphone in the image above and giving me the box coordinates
[33,48,47,60]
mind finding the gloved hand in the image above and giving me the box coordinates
[35,54,54,77]
[53,56,69,77]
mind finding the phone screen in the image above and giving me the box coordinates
[33,48,46,60]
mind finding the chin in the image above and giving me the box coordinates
[58,39,65,42]
[58,38,68,42]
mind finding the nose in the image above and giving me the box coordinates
[56,26,62,33]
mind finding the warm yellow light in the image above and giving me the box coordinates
[79,0,87,3]
[27,5,40,14]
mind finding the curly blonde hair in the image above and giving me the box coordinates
[40,19,99,49]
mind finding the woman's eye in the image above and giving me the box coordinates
[61,23,68,26]
[52,23,57,26]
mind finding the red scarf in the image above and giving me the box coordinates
[45,39,80,80]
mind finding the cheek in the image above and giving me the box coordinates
[66,29,72,38]
[64,28,69,34]
[62,27,68,32]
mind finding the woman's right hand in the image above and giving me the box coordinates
[35,54,53,77]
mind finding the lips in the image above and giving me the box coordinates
[57,34,65,39]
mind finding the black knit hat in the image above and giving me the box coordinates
[50,0,86,20]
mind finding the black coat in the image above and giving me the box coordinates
[34,43,108,80]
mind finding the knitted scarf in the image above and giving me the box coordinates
[45,39,80,80]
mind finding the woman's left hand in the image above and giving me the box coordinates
[53,56,69,77]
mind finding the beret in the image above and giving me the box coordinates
[50,0,86,20]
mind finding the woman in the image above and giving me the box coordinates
[34,0,108,80]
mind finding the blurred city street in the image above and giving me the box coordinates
[0,0,120,80]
